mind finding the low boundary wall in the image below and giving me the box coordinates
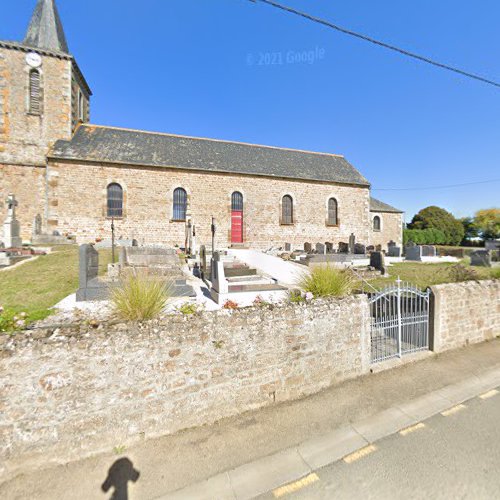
[0,279,498,481]
[0,296,371,480]
[430,280,500,352]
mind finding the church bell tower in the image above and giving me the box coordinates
[0,0,92,167]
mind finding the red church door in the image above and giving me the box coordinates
[231,192,244,244]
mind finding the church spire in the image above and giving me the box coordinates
[23,0,69,54]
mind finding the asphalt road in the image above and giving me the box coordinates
[264,388,500,500]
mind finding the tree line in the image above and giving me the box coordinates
[404,206,500,247]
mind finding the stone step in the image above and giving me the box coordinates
[225,267,257,278]
[226,275,270,283]
[228,283,287,293]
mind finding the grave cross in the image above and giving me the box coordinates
[6,194,18,219]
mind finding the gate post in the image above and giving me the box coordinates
[397,277,402,358]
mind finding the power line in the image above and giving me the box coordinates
[249,0,500,89]
[372,179,500,191]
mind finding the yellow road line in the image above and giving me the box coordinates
[399,422,426,436]
[441,404,466,417]
[479,389,499,400]
[273,473,320,498]
[343,444,377,464]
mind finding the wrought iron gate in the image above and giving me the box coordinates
[369,279,430,363]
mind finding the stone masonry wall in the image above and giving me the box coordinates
[369,211,403,250]
[0,46,73,166]
[0,296,371,480]
[431,280,500,352]
[0,163,46,240]
[46,159,375,250]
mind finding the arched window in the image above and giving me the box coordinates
[231,191,243,211]
[282,195,293,224]
[328,198,338,225]
[373,215,381,231]
[29,69,41,115]
[173,187,187,221]
[107,183,123,218]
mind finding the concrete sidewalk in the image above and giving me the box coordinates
[2,339,500,500]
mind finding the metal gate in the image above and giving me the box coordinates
[369,279,430,363]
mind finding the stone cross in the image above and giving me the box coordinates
[6,194,18,221]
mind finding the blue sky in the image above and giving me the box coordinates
[4,0,500,221]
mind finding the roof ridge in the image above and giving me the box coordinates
[80,124,346,159]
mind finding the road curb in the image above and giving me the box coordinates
[159,365,500,500]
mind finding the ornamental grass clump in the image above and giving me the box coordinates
[111,272,172,321]
[299,265,356,298]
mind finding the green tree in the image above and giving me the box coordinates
[474,208,500,240]
[408,206,464,246]
[460,217,479,245]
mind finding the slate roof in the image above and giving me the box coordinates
[370,197,403,213]
[24,0,69,54]
[50,125,371,186]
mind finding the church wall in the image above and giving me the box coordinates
[369,211,403,250]
[0,46,72,167]
[47,160,375,250]
[0,164,46,241]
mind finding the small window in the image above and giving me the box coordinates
[328,198,338,225]
[173,188,187,220]
[373,215,381,231]
[107,183,123,218]
[78,91,84,122]
[29,69,41,115]
[231,191,243,211]
[282,195,293,224]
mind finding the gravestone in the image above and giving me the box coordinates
[388,246,401,257]
[32,214,42,238]
[405,245,422,261]
[3,194,22,248]
[370,251,387,275]
[325,242,334,254]
[485,240,500,252]
[388,240,396,248]
[191,224,197,256]
[348,233,355,254]
[284,242,292,252]
[76,244,109,301]
[338,242,349,253]
[354,243,366,255]
[421,245,437,257]
[316,242,325,255]
[304,242,312,253]
[211,251,228,294]
[470,250,491,267]
[200,245,207,279]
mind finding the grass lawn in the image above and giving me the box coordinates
[0,245,111,321]
[365,260,499,291]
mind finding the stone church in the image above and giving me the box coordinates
[0,0,403,251]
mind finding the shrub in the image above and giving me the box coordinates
[403,228,446,245]
[178,303,198,315]
[0,307,28,333]
[299,266,356,298]
[253,295,271,308]
[289,290,306,304]
[447,264,478,283]
[111,272,172,321]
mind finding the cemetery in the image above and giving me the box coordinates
[0,193,499,328]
